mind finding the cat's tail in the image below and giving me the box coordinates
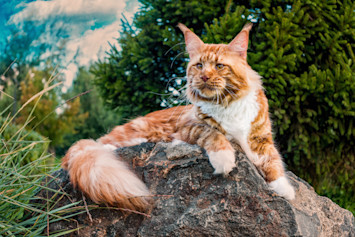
[61,139,150,210]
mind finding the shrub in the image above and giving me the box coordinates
[0,83,86,235]
[0,117,49,168]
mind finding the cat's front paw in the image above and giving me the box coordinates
[268,176,295,200]
[208,149,236,175]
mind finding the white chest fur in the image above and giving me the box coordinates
[195,90,260,143]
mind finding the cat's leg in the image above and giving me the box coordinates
[176,123,235,175]
[249,135,295,200]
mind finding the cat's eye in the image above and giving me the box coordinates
[216,64,224,70]
[196,63,203,69]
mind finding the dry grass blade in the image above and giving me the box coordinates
[1,59,17,77]
[82,194,93,222]
[17,82,63,116]
[0,70,87,236]
[0,89,14,99]
[0,142,39,158]
[1,81,63,131]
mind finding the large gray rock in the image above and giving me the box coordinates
[43,142,354,236]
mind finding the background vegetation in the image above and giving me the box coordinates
[93,0,354,212]
[0,0,353,233]
[0,88,84,236]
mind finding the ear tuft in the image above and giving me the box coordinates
[178,23,204,55]
[177,23,189,34]
[242,22,253,32]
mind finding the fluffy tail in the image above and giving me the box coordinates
[61,139,150,210]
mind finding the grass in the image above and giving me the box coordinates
[0,152,83,236]
[0,79,85,236]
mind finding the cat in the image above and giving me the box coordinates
[62,23,295,211]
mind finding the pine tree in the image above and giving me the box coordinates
[56,67,118,155]
[16,68,87,149]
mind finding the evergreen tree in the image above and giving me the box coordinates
[206,0,355,211]
[93,0,354,212]
[91,0,232,119]
[56,67,118,155]
[0,21,68,115]
[16,68,87,149]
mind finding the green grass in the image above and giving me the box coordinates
[0,154,82,236]
[0,82,85,236]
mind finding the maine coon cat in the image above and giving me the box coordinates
[62,23,295,210]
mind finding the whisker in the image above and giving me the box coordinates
[176,102,189,124]
[146,91,174,96]
[150,82,188,107]
[224,77,247,87]
[171,87,195,125]
[165,76,187,91]
[225,82,239,88]
[226,83,241,91]
[167,96,188,122]
[224,88,238,100]
[177,84,188,91]
[164,42,186,55]
[170,51,185,68]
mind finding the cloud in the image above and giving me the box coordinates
[8,0,139,91]
[61,22,121,89]
[66,22,120,66]
[10,0,126,24]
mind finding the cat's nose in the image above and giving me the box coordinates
[201,75,209,82]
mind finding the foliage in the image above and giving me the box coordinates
[0,95,83,236]
[14,68,88,149]
[248,0,354,212]
[93,0,355,213]
[0,21,83,152]
[92,0,232,119]
[56,67,118,156]
[0,59,30,116]
[0,117,49,169]
[0,21,66,116]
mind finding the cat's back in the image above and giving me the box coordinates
[145,105,194,125]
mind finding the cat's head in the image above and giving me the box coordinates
[178,23,261,106]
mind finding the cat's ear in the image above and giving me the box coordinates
[228,23,253,59]
[178,23,204,55]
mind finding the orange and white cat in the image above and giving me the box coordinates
[62,23,295,211]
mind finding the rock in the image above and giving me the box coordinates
[41,142,354,236]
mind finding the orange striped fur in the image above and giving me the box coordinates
[62,23,295,211]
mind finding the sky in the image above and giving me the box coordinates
[0,0,140,90]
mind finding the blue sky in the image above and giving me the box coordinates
[0,1,25,48]
[0,0,140,90]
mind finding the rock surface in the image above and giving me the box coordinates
[42,142,354,236]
